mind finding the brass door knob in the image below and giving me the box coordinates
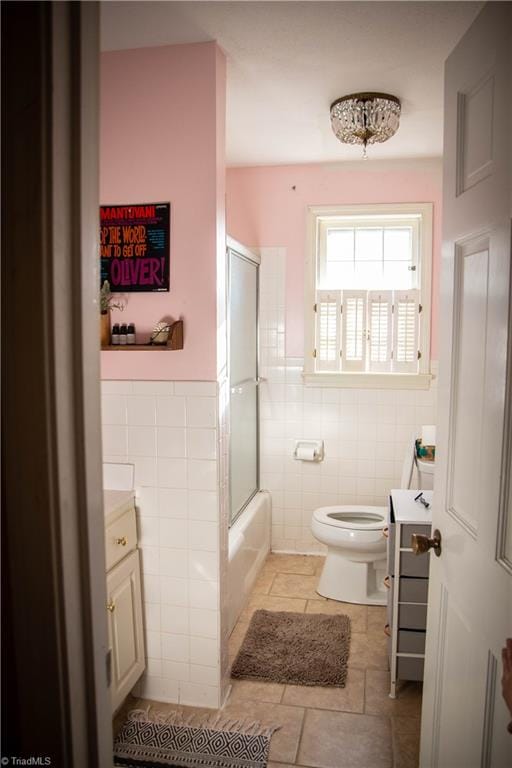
[115,536,127,546]
[107,601,115,613]
[411,529,442,557]
[382,526,389,539]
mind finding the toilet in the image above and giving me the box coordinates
[311,442,435,605]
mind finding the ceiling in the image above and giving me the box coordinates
[101,1,483,166]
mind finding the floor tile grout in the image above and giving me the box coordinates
[215,554,418,767]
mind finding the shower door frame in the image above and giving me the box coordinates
[227,236,261,526]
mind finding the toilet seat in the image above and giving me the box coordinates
[313,505,387,531]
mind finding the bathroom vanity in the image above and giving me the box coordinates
[104,490,145,711]
[386,489,432,698]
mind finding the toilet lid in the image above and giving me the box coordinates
[313,505,387,530]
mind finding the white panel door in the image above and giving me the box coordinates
[420,5,512,767]
[107,549,145,712]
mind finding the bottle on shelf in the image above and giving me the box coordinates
[111,323,120,345]
[127,322,136,345]
[119,323,127,345]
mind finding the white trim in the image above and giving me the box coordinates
[304,202,433,380]
[341,289,367,372]
[226,235,261,265]
[303,372,434,390]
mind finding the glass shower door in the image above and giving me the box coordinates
[229,246,259,524]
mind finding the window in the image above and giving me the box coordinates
[305,204,433,387]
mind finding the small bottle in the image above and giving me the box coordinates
[119,323,127,345]
[111,323,120,345]
[127,322,136,345]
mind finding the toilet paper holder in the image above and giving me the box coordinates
[293,439,324,462]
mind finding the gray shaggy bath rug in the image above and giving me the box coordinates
[231,609,351,687]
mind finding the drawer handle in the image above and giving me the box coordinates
[383,575,390,589]
[382,526,389,539]
[115,536,128,546]
[107,601,115,613]
[384,624,391,637]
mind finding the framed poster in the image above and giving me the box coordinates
[100,202,170,292]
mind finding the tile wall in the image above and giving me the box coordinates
[101,379,222,708]
[258,248,438,554]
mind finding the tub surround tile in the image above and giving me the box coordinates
[187,459,217,491]
[156,396,186,427]
[259,247,438,555]
[157,427,187,458]
[102,394,128,425]
[102,424,128,456]
[186,397,217,428]
[158,488,188,519]
[161,605,189,635]
[127,396,156,426]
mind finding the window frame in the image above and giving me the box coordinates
[304,203,433,389]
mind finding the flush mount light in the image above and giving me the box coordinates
[330,92,401,159]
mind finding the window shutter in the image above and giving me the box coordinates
[315,290,341,372]
[368,291,393,372]
[342,291,367,372]
[393,289,420,372]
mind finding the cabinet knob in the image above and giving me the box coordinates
[382,526,389,539]
[383,575,391,589]
[411,529,442,557]
[384,623,391,637]
[107,601,115,613]
[115,536,127,546]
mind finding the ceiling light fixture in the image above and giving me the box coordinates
[330,92,401,159]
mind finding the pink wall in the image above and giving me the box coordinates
[226,161,442,359]
[100,42,226,380]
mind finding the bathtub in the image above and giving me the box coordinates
[227,490,271,633]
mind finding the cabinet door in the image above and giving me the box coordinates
[106,549,145,712]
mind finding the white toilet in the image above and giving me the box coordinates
[311,443,435,605]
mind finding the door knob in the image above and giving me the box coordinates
[411,529,442,557]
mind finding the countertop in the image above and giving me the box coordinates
[390,489,433,525]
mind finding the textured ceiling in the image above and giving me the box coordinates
[101,1,483,166]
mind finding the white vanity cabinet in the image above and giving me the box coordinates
[387,489,432,698]
[104,491,145,712]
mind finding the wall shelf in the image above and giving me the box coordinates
[101,345,178,351]
[102,320,184,351]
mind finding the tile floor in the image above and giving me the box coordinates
[124,553,423,768]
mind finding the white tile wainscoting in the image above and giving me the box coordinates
[101,379,222,708]
[258,247,438,554]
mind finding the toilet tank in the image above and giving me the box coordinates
[415,458,435,490]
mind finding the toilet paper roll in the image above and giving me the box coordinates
[421,425,436,446]
[296,444,317,461]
